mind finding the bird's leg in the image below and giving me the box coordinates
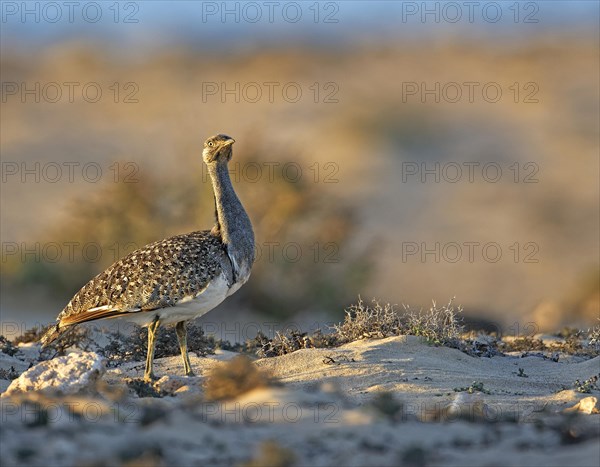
[176,321,195,377]
[144,316,161,382]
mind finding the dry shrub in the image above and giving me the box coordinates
[333,298,402,343]
[12,327,46,345]
[0,367,19,380]
[403,299,464,347]
[333,297,463,347]
[101,322,215,367]
[255,330,312,358]
[252,328,339,358]
[500,336,547,353]
[243,440,295,467]
[0,336,19,356]
[253,297,465,359]
[204,355,272,401]
[588,322,600,352]
[40,326,94,360]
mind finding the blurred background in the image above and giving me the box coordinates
[1,1,598,339]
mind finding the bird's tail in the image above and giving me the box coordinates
[40,323,66,348]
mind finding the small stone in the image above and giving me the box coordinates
[563,396,599,414]
[3,352,105,397]
[154,375,200,396]
[154,375,186,394]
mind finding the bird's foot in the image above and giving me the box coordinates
[185,370,196,377]
[143,373,157,383]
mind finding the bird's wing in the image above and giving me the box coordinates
[56,230,230,326]
[59,305,141,325]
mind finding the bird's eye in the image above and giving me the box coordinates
[208,141,214,147]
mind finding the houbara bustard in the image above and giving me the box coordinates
[41,134,255,381]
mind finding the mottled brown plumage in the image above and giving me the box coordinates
[59,231,232,323]
[41,134,255,381]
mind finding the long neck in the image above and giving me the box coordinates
[208,161,255,269]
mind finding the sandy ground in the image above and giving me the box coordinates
[1,336,599,466]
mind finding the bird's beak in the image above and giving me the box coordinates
[223,138,235,146]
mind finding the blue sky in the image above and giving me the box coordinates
[1,1,598,52]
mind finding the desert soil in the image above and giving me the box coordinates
[1,336,599,466]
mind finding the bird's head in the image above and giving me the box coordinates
[202,134,235,165]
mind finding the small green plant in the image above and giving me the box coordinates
[453,381,491,395]
[573,375,599,393]
[517,368,528,378]
[370,391,404,421]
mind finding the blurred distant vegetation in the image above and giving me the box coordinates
[1,39,598,328]
[2,146,374,319]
